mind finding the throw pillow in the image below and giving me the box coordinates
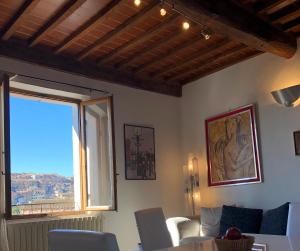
[200,207,222,237]
[259,202,290,235]
[220,205,263,235]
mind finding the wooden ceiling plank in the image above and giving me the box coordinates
[1,0,41,40]
[167,44,247,82]
[0,38,181,96]
[258,0,296,15]
[77,1,158,61]
[274,9,300,24]
[97,13,180,65]
[134,33,204,74]
[116,28,183,71]
[29,0,86,47]
[55,0,121,54]
[181,50,261,84]
[152,38,230,80]
[163,0,297,58]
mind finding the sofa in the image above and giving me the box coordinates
[166,203,299,249]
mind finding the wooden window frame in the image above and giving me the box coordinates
[3,85,117,220]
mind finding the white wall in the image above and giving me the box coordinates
[0,57,184,251]
[180,41,300,212]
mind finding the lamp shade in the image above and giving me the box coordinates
[271,84,300,107]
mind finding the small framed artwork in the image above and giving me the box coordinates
[252,243,267,251]
[293,131,300,155]
[124,124,156,180]
[205,104,262,187]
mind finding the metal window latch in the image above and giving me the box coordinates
[1,171,5,175]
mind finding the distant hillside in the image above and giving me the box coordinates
[11,173,74,205]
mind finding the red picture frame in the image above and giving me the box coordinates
[205,104,262,187]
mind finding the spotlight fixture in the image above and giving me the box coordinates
[203,33,211,40]
[134,0,141,7]
[182,21,190,30]
[160,8,167,16]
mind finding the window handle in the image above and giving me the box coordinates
[1,171,5,175]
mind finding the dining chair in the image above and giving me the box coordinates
[48,229,120,251]
[135,208,173,251]
[284,202,300,251]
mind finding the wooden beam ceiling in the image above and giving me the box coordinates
[167,45,248,82]
[55,0,121,54]
[164,0,297,58]
[182,50,262,84]
[258,0,296,15]
[116,28,183,70]
[78,0,158,61]
[1,0,41,40]
[29,0,86,47]
[152,39,230,80]
[97,13,180,65]
[0,39,181,96]
[134,32,204,74]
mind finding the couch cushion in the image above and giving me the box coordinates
[260,202,289,235]
[220,206,263,235]
[200,207,222,237]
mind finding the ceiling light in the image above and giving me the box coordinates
[134,0,141,7]
[182,21,190,30]
[160,8,167,16]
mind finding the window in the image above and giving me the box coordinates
[0,74,116,218]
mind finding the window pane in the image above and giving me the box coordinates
[84,100,114,208]
[10,95,79,215]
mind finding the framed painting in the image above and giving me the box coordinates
[205,104,262,187]
[124,124,156,180]
[293,131,300,155]
[252,243,267,251]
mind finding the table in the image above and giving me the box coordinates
[155,234,298,251]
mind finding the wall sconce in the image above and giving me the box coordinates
[183,155,200,216]
[271,84,300,107]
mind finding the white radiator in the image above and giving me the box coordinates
[7,216,102,251]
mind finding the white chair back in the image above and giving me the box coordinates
[287,203,300,251]
[48,230,120,251]
[287,203,300,236]
[135,208,173,251]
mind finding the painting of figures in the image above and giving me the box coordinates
[205,104,262,186]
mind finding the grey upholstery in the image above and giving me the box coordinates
[48,230,120,251]
[166,217,200,246]
[166,216,212,246]
[135,208,173,251]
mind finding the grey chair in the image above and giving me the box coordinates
[48,229,120,251]
[135,208,173,251]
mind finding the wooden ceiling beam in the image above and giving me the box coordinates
[167,44,248,82]
[1,0,41,40]
[181,50,261,84]
[152,38,230,80]
[116,28,183,71]
[134,33,203,74]
[29,0,86,47]
[55,0,121,54]
[258,0,296,15]
[0,39,181,96]
[164,0,297,58]
[78,1,158,61]
[97,13,180,65]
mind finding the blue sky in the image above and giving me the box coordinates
[10,96,74,177]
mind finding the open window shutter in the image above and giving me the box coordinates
[80,96,117,211]
[0,74,11,218]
